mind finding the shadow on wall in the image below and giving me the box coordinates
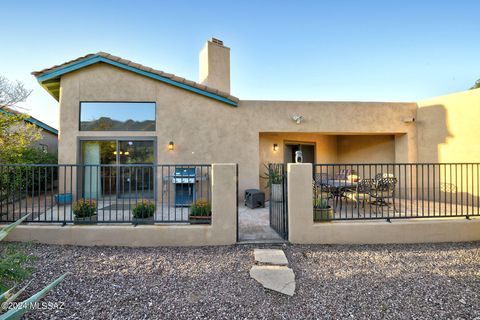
[416,104,453,163]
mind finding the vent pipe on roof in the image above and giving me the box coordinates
[199,38,230,94]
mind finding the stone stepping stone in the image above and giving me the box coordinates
[250,265,295,296]
[254,249,288,266]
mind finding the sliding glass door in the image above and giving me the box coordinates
[81,139,155,199]
[118,140,154,198]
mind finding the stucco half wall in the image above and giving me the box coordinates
[4,164,237,247]
[57,63,417,197]
[287,163,480,244]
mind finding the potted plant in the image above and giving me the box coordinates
[132,200,155,224]
[261,164,284,202]
[313,198,334,222]
[73,199,97,224]
[189,199,211,224]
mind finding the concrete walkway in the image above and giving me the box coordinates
[250,249,295,296]
[238,203,283,241]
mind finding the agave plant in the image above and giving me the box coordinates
[0,215,68,319]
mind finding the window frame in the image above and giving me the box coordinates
[78,101,157,132]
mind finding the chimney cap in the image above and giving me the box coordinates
[210,38,224,46]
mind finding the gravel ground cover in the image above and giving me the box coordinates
[7,242,480,319]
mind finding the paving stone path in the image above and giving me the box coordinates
[249,248,295,296]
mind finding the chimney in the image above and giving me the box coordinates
[199,38,230,94]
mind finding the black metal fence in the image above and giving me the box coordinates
[313,163,480,221]
[269,163,288,239]
[0,164,211,224]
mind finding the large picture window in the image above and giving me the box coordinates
[80,102,156,131]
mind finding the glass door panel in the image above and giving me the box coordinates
[81,141,116,198]
[118,140,154,198]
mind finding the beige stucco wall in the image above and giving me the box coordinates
[57,63,418,197]
[416,88,480,203]
[287,163,480,244]
[5,163,237,246]
[337,135,395,163]
[417,88,480,163]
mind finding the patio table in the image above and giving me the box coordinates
[316,179,358,210]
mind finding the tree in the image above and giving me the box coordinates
[0,76,32,109]
[0,76,41,163]
[471,79,480,90]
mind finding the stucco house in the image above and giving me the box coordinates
[1,37,479,246]
[30,38,480,198]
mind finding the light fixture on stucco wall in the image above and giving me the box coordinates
[291,114,304,124]
[273,144,279,151]
[168,141,174,151]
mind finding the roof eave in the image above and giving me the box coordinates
[34,55,238,106]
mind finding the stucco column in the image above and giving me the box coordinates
[211,163,237,244]
[287,163,313,243]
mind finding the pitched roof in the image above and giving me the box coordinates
[32,52,239,106]
[0,107,58,135]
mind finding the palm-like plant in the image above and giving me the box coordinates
[0,215,68,319]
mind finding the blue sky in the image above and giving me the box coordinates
[1,0,479,128]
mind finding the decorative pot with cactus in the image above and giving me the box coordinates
[261,164,284,202]
[189,199,211,224]
[313,198,334,222]
[132,200,155,224]
[73,199,97,224]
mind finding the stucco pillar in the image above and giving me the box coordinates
[287,163,313,243]
[211,163,237,244]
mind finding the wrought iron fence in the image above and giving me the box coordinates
[0,164,211,224]
[269,163,288,239]
[313,163,480,221]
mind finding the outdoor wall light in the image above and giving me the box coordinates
[168,141,174,151]
[273,144,279,151]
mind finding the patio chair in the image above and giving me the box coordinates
[342,178,374,208]
[374,172,395,181]
[369,177,397,212]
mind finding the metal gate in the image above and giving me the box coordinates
[269,163,288,240]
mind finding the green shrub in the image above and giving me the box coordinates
[20,147,57,165]
[73,199,97,218]
[189,199,211,217]
[0,147,58,203]
[132,200,155,218]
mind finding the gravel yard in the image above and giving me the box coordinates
[9,242,480,319]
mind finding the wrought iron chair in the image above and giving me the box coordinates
[342,178,374,209]
[369,177,398,212]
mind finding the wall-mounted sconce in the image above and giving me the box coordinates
[273,143,279,151]
[291,114,305,124]
[168,141,174,151]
